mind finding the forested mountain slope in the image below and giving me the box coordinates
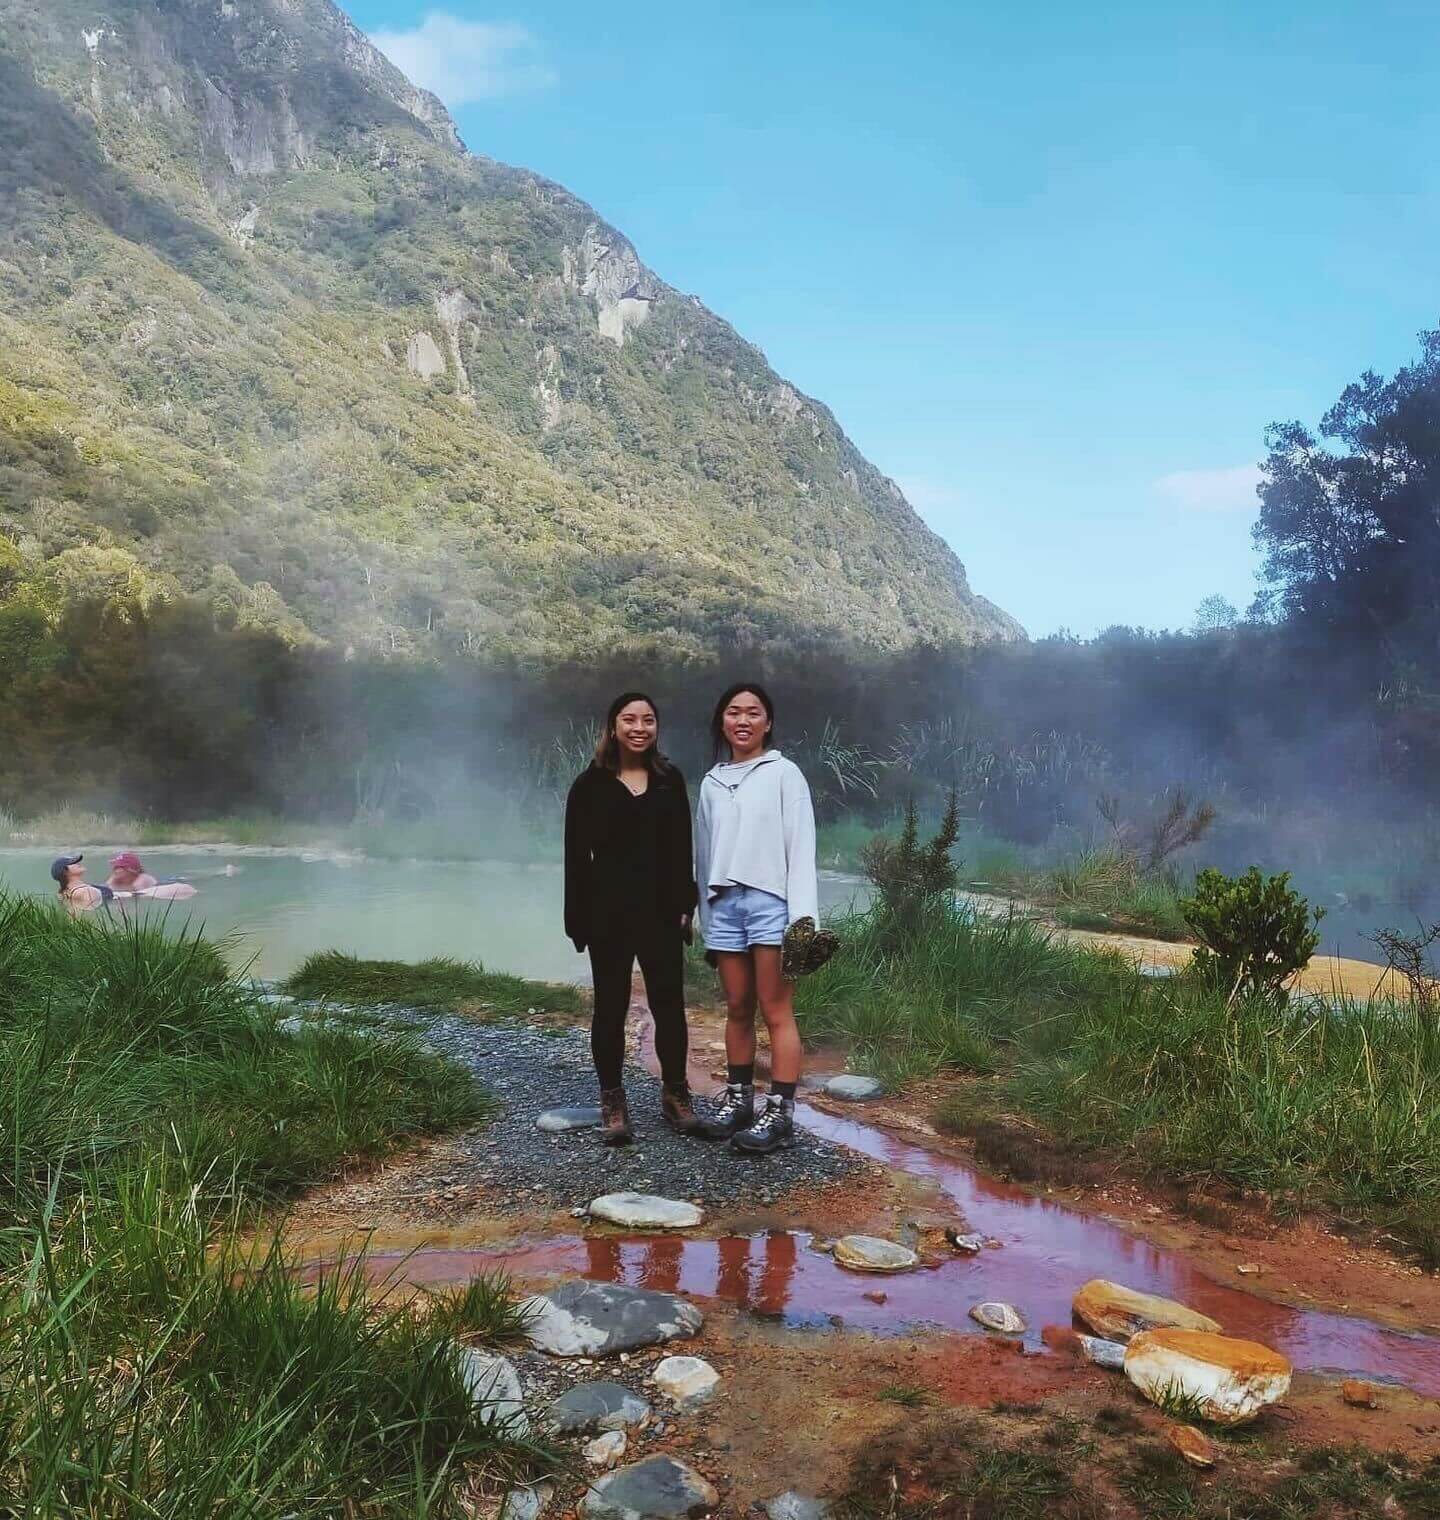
[0,0,1022,657]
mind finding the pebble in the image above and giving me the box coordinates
[589,1193,704,1230]
[652,1355,720,1408]
[1165,1423,1220,1468]
[585,1431,628,1469]
[945,1230,985,1255]
[501,1485,552,1520]
[969,1302,1028,1334]
[764,1495,831,1520]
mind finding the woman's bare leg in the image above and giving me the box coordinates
[715,951,757,1069]
[752,946,802,1085]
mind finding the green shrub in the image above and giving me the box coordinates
[1181,866,1324,1004]
[859,793,960,940]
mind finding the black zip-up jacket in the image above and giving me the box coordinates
[563,764,698,952]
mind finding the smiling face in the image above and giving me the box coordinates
[66,862,86,887]
[613,699,658,761]
[722,691,771,760]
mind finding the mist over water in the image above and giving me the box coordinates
[0,849,869,983]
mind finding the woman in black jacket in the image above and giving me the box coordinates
[564,691,702,1144]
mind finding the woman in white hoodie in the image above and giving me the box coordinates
[694,683,818,1155]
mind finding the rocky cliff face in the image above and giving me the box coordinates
[0,0,1023,657]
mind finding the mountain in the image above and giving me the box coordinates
[0,0,1023,658]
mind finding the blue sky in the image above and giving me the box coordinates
[351,1,1440,636]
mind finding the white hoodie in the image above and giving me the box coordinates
[694,748,819,933]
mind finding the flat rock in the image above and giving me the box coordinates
[522,1280,703,1358]
[546,1381,652,1435]
[652,1355,720,1408]
[1124,1329,1292,1426]
[1165,1423,1220,1468]
[537,1106,603,1133]
[457,1349,528,1434]
[969,1301,1028,1334]
[833,1235,920,1274]
[1073,1279,1222,1343]
[585,1431,628,1469]
[589,1193,704,1230]
[764,1495,830,1520]
[945,1230,985,1255]
[823,1075,883,1101]
[580,1456,719,1519]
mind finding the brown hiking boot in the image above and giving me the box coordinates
[599,1087,634,1146]
[661,1083,705,1137]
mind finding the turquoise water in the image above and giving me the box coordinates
[0,848,869,984]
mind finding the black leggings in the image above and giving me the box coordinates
[588,932,689,1091]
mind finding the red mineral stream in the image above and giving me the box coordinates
[315,1095,1440,1396]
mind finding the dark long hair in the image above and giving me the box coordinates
[593,690,673,776]
[710,682,776,762]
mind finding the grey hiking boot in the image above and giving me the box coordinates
[699,1082,755,1141]
[731,1095,796,1155]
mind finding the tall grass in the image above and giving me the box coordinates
[282,951,581,1018]
[0,891,548,1512]
[806,898,1440,1241]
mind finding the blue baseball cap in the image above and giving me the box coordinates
[50,854,83,883]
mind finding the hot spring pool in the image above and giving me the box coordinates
[0,848,870,984]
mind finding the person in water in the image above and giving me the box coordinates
[564,691,704,1145]
[52,855,114,914]
[107,851,158,892]
[694,682,818,1155]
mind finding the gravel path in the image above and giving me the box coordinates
[290,1001,863,1213]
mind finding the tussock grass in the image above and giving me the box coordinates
[427,1273,535,1345]
[0,890,547,1511]
[807,898,1440,1239]
[283,951,581,1018]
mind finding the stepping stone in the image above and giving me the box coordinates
[456,1348,528,1434]
[1124,1329,1292,1426]
[521,1280,703,1358]
[537,1106,603,1133]
[1073,1279,1222,1343]
[585,1430,629,1469]
[969,1301,1028,1334]
[823,1075,883,1101]
[546,1381,652,1435]
[590,1193,703,1230]
[581,1457,719,1519]
[652,1355,719,1408]
[833,1235,919,1273]
[764,1495,830,1520]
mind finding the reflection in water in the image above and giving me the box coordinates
[324,1217,1440,1394]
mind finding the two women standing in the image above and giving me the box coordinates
[563,684,818,1157]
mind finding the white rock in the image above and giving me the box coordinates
[589,1193,703,1230]
[521,1280,703,1358]
[585,1431,628,1469]
[764,1496,830,1520]
[501,1485,552,1520]
[1073,1280,1221,1343]
[969,1302,1028,1334]
[1124,1329,1293,1426]
[456,1349,528,1434]
[652,1355,720,1408]
[823,1075,883,1101]
[1077,1334,1127,1370]
[537,1106,603,1133]
[832,1235,920,1274]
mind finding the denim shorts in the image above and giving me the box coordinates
[705,885,789,952]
